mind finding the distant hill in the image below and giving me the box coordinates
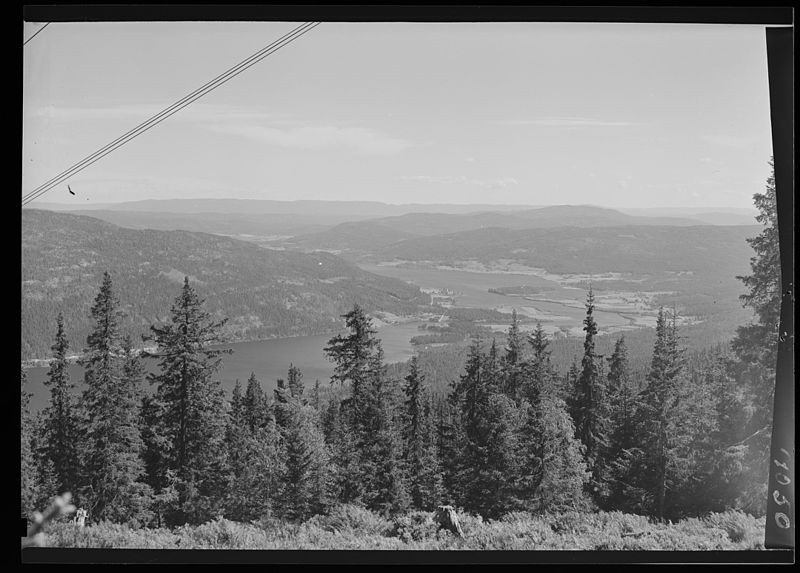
[377,224,759,276]
[282,205,709,255]
[26,199,540,217]
[58,210,338,238]
[686,212,758,226]
[21,210,429,361]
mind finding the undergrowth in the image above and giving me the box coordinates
[39,507,766,550]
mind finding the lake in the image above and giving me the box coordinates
[23,321,424,413]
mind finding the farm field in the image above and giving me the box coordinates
[359,263,694,338]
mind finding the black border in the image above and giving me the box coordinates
[765,26,795,551]
[19,3,796,566]
[21,5,795,25]
[19,547,798,564]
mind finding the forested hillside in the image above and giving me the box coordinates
[377,224,758,275]
[21,210,428,360]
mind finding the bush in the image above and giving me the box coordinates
[303,504,391,536]
[37,509,769,551]
[390,511,438,543]
[179,518,268,549]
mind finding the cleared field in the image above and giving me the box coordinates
[360,263,682,337]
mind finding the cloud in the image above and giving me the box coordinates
[26,103,413,156]
[701,135,757,148]
[498,117,638,128]
[400,175,519,189]
[208,124,413,156]
[26,103,292,124]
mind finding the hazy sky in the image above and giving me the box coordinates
[22,21,773,209]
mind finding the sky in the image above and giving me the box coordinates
[22,21,774,209]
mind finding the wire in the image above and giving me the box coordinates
[22,22,320,207]
[23,22,50,46]
[22,21,318,206]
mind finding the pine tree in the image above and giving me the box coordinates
[733,158,781,370]
[515,321,589,513]
[361,347,411,515]
[729,159,782,515]
[604,335,638,509]
[244,372,269,432]
[324,305,410,513]
[21,369,38,519]
[41,313,80,499]
[287,363,304,400]
[145,276,231,525]
[403,356,444,510]
[223,380,250,522]
[571,286,611,500]
[79,273,152,524]
[502,309,525,397]
[325,304,379,392]
[311,379,322,411]
[450,338,522,518]
[31,410,61,511]
[627,308,694,520]
[276,366,333,520]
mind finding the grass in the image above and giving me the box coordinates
[38,507,766,551]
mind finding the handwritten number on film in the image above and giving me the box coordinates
[773,448,792,530]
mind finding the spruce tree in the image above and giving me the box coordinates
[571,286,611,500]
[79,273,151,524]
[516,322,589,513]
[21,369,38,519]
[223,380,250,522]
[324,305,410,513]
[145,276,231,525]
[361,347,411,515]
[42,313,80,499]
[244,372,269,432]
[450,338,522,518]
[403,356,444,510]
[275,365,333,520]
[502,309,525,397]
[627,308,694,520]
[730,159,782,515]
[604,335,638,509]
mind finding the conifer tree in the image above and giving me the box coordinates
[42,313,80,499]
[403,356,444,510]
[626,308,694,520]
[502,309,525,397]
[571,286,611,499]
[361,347,411,515]
[515,322,589,512]
[244,372,269,432]
[223,380,250,522]
[729,159,781,515]
[324,305,410,513]
[287,363,304,400]
[604,335,638,509]
[21,369,38,519]
[145,276,231,525]
[31,411,61,511]
[275,365,333,520]
[79,273,151,524]
[450,338,522,517]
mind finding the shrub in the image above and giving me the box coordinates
[390,511,438,543]
[702,511,752,543]
[303,504,391,536]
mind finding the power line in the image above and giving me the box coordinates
[22,21,319,206]
[23,22,50,46]
[22,22,320,207]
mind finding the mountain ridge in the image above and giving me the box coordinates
[21,209,429,361]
